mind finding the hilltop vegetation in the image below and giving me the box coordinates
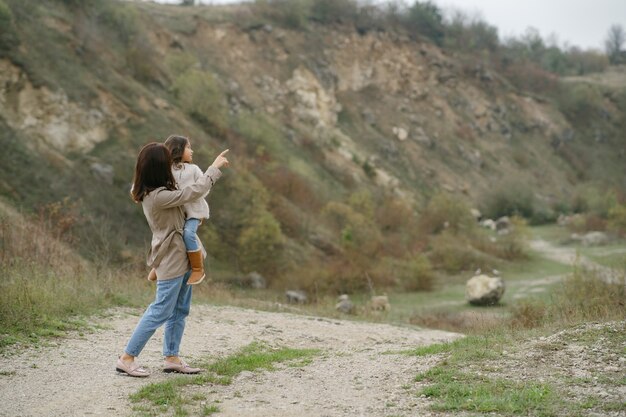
[0,0,625,308]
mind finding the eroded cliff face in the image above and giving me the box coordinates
[0,2,622,210]
[0,59,131,157]
[174,21,580,202]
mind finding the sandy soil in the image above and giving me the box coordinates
[0,305,460,417]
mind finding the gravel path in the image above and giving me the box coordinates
[0,305,460,417]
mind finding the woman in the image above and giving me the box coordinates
[116,142,229,377]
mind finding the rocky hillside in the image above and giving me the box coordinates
[1,0,625,285]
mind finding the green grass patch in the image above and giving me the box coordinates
[206,342,319,383]
[420,369,559,415]
[130,342,319,415]
[402,341,454,357]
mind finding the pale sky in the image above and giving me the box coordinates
[150,0,626,50]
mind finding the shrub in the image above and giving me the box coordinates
[481,180,536,220]
[233,113,285,161]
[375,196,417,233]
[474,216,529,261]
[237,211,284,275]
[428,232,497,273]
[608,203,626,235]
[310,0,357,24]
[554,83,604,125]
[509,299,546,329]
[321,201,382,255]
[258,166,321,212]
[253,0,311,29]
[96,2,140,43]
[418,192,476,236]
[165,51,197,77]
[403,1,444,45]
[395,255,435,292]
[172,69,228,133]
[0,0,18,54]
[443,11,499,53]
[126,35,161,83]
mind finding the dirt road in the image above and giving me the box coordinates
[0,305,460,417]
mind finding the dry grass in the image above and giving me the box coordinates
[0,204,149,347]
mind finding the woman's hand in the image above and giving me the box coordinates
[211,149,230,169]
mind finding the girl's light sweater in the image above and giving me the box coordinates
[172,163,211,220]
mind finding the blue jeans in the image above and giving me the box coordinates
[125,271,192,357]
[183,218,201,252]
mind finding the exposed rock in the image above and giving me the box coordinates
[0,60,129,153]
[465,274,505,306]
[90,163,114,184]
[413,127,433,147]
[392,126,408,141]
[495,216,511,231]
[247,271,267,289]
[286,67,339,129]
[335,294,355,314]
[470,208,482,221]
[230,272,267,289]
[369,295,390,311]
[285,290,307,304]
[153,98,169,109]
[570,231,610,247]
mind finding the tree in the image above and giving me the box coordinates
[404,1,445,45]
[605,24,625,64]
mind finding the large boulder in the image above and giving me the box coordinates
[465,274,505,306]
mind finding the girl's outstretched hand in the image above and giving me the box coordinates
[211,149,230,169]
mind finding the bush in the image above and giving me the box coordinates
[0,0,18,54]
[482,180,536,220]
[321,201,382,255]
[475,216,529,261]
[238,211,284,275]
[554,83,604,125]
[310,0,357,24]
[96,2,140,43]
[428,232,497,273]
[395,255,435,291]
[172,69,228,133]
[253,0,311,29]
[418,193,476,236]
[608,203,626,235]
[126,35,161,83]
[444,11,499,53]
[403,1,444,45]
[233,113,285,160]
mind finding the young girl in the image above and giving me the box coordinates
[116,143,229,377]
[147,135,213,285]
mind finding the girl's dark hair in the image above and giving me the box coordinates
[131,143,177,202]
[164,135,190,165]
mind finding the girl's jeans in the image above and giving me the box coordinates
[125,271,192,357]
[183,218,201,252]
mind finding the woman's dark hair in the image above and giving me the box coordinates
[164,135,190,165]
[131,143,177,202]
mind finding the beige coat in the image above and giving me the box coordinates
[142,166,221,280]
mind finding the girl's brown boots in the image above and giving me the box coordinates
[187,250,205,285]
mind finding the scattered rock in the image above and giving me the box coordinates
[369,295,390,311]
[392,126,408,141]
[285,290,307,304]
[90,162,114,184]
[465,274,505,306]
[335,294,355,314]
[573,231,610,247]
